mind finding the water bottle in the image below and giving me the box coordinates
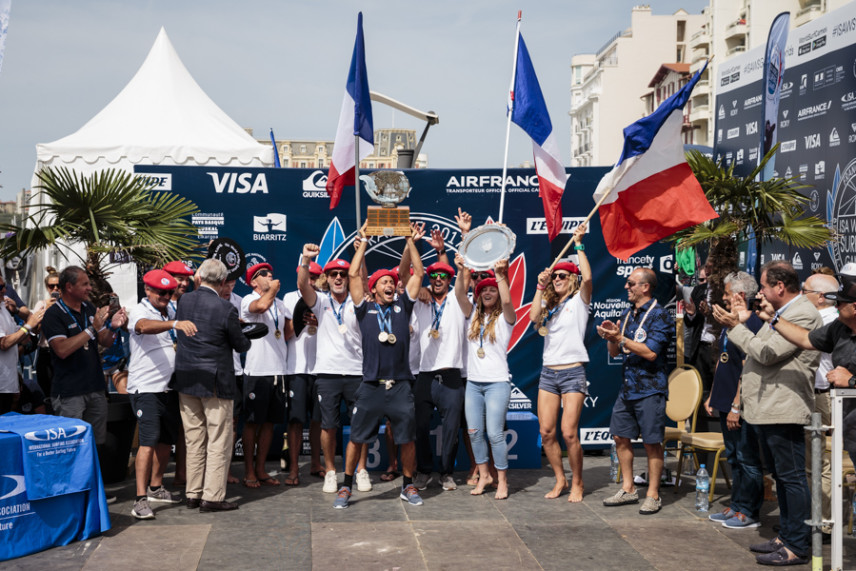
[695,464,710,512]
[682,451,695,476]
[609,442,619,482]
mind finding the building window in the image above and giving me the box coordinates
[300,145,306,154]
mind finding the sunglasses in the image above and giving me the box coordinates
[470,272,492,280]
[551,272,571,281]
[626,280,637,287]
[253,269,272,279]
[327,270,347,279]
[151,287,173,296]
[47,283,60,290]
[429,272,450,280]
[801,289,821,295]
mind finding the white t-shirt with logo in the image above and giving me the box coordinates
[241,291,288,376]
[0,307,20,393]
[414,293,466,372]
[311,292,362,376]
[283,289,317,375]
[465,313,514,383]
[127,299,176,393]
[542,293,590,367]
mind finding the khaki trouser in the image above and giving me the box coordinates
[806,390,832,526]
[179,393,233,502]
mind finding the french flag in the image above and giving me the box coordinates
[510,34,568,242]
[593,62,717,260]
[326,13,374,210]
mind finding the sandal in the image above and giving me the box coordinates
[284,475,299,486]
[380,470,401,482]
[259,476,281,487]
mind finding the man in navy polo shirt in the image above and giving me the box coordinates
[332,222,425,509]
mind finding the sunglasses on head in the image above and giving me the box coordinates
[551,272,571,281]
[470,272,492,280]
[429,272,450,280]
[327,270,347,279]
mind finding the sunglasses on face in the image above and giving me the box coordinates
[429,272,450,280]
[626,280,637,287]
[253,269,272,279]
[551,272,571,281]
[47,283,60,290]
[470,272,492,280]
[327,270,347,279]
[151,287,173,297]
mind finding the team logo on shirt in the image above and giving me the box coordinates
[136,409,143,418]
[248,392,256,400]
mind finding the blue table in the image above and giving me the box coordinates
[0,413,110,562]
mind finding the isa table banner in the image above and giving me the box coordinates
[136,165,677,447]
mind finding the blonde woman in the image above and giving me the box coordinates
[454,255,516,500]
[528,223,592,502]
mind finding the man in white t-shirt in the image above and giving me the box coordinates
[0,274,44,414]
[282,262,324,485]
[298,249,370,493]
[240,263,289,488]
[413,261,467,491]
[219,279,244,485]
[128,270,198,519]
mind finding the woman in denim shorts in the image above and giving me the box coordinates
[528,223,592,502]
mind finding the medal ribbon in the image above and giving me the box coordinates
[431,297,446,332]
[268,299,279,332]
[143,298,176,344]
[328,292,345,326]
[374,303,392,334]
[541,295,571,330]
[58,298,91,336]
[620,299,658,350]
[478,316,494,352]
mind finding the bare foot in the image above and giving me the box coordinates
[544,479,569,499]
[568,483,584,503]
[494,481,509,500]
[227,473,240,484]
[471,475,493,496]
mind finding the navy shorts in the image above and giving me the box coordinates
[130,391,181,447]
[287,374,320,425]
[609,393,666,444]
[233,375,244,416]
[243,375,286,425]
[315,375,362,430]
[539,365,589,396]
[349,380,416,445]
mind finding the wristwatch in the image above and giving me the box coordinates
[848,375,856,388]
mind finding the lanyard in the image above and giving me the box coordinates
[720,329,728,354]
[328,292,345,325]
[169,300,177,314]
[542,295,571,329]
[58,298,89,333]
[479,316,494,350]
[268,299,279,331]
[143,299,176,344]
[620,299,657,349]
[374,303,392,334]
[431,297,446,331]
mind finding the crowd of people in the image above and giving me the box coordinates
[3,211,856,567]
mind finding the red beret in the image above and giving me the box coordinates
[426,262,455,278]
[296,262,323,276]
[368,269,398,292]
[144,269,177,290]
[246,262,273,284]
[474,278,498,300]
[163,261,194,276]
[553,261,581,275]
[323,259,351,273]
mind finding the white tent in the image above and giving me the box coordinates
[27,27,273,304]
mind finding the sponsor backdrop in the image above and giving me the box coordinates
[135,164,676,448]
[713,1,856,274]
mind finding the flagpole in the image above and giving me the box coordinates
[354,135,362,228]
[546,189,612,271]
[497,11,522,225]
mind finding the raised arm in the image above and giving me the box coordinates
[495,259,516,325]
[298,243,320,308]
[405,223,425,300]
[574,223,592,305]
[349,223,368,303]
[454,253,473,317]
[427,228,449,266]
[529,268,551,324]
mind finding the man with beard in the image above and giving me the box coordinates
[332,222,425,509]
[298,250,370,494]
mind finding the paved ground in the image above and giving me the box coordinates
[6,450,856,570]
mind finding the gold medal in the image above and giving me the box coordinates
[387,333,397,345]
[538,326,548,336]
[720,352,729,364]
[430,329,440,339]
[83,343,89,351]
[307,325,317,336]
[274,329,282,339]
[378,331,389,343]
[338,323,347,334]
[477,347,486,358]
[409,325,414,335]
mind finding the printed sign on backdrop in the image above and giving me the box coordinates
[136,164,677,446]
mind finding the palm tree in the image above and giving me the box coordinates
[0,166,200,298]
[673,146,833,303]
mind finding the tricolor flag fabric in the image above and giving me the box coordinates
[592,62,717,260]
[326,12,374,210]
[510,34,568,242]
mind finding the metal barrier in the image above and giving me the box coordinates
[829,388,856,570]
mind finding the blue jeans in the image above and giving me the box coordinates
[719,415,763,519]
[465,381,510,470]
[758,423,810,557]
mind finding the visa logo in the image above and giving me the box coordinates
[207,172,269,194]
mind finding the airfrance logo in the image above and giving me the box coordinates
[302,170,329,198]
[208,172,269,194]
[23,425,86,441]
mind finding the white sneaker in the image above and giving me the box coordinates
[323,470,338,493]
[356,469,373,492]
[441,474,457,491]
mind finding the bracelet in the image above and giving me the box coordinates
[300,263,310,269]
[97,325,107,333]
[19,326,29,334]
[730,407,740,414]
[574,244,585,251]
[536,284,546,291]
[85,327,96,340]
[172,321,177,330]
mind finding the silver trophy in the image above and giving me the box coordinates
[360,171,412,236]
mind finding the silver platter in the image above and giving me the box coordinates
[459,224,517,271]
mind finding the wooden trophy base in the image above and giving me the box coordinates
[365,206,411,236]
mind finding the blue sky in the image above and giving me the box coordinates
[0,0,707,200]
